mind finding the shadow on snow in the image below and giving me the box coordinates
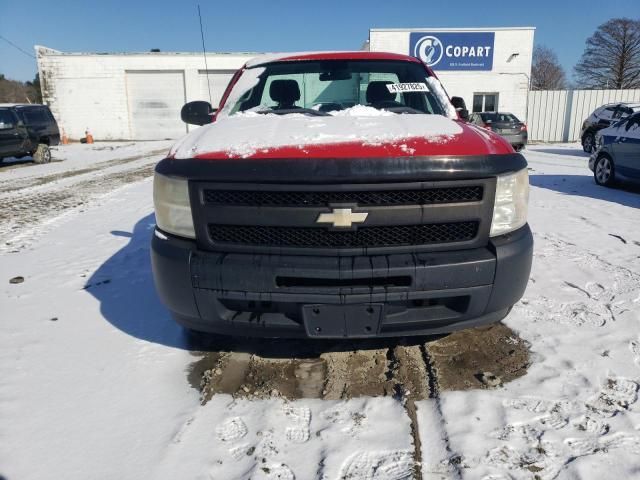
[86,213,437,356]
[528,147,590,158]
[85,213,188,350]
[529,174,640,209]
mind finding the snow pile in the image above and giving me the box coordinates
[171,110,463,159]
[328,105,395,117]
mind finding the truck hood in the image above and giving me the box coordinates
[170,108,513,160]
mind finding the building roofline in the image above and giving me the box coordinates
[34,45,260,57]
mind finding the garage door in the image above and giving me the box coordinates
[199,70,236,108]
[126,71,187,140]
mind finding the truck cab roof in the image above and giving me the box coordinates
[245,51,424,68]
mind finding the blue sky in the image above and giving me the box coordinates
[0,0,637,82]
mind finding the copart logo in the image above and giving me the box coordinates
[414,36,444,67]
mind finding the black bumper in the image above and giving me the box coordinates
[500,132,528,147]
[151,225,533,338]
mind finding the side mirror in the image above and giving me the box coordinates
[450,96,469,121]
[450,96,467,110]
[181,101,216,126]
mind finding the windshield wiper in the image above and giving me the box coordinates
[255,108,329,117]
[381,106,424,114]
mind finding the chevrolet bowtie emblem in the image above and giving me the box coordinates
[316,208,368,228]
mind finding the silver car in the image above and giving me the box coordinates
[470,112,528,151]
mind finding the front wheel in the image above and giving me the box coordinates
[582,133,595,153]
[32,144,51,164]
[594,154,615,187]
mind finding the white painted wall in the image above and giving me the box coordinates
[36,46,255,140]
[527,89,640,142]
[369,28,534,121]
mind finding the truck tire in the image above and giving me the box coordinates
[594,154,615,187]
[33,144,51,164]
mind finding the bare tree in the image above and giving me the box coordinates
[531,45,567,90]
[574,17,640,89]
[0,73,41,103]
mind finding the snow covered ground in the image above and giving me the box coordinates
[1,143,639,480]
[0,141,172,251]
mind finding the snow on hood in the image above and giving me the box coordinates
[170,108,464,159]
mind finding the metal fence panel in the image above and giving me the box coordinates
[526,89,640,142]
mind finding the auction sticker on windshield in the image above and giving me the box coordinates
[386,83,428,93]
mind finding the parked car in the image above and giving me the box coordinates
[589,112,640,187]
[0,104,60,164]
[470,112,527,151]
[580,102,640,153]
[151,51,532,339]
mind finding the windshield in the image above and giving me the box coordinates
[0,109,16,128]
[224,60,449,117]
[480,112,520,123]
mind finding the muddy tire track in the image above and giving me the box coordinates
[188,323,530,477]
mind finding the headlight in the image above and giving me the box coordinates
[596,133,603,149]
[490,169,529,237]
[153,173,195,239]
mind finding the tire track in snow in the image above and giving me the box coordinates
[419,344,463,480]
[0,149,166,195]
[0,161,159,251]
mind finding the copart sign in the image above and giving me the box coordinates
[410,32,495,71]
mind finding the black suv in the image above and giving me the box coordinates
[580,102,640,153]
[0,104,60,163]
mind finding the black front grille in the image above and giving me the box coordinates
[203,186,483,207]
[208,222,479,249]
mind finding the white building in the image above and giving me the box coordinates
[36,46,256,140]
[369,27,535,121]
[36,27,534,140]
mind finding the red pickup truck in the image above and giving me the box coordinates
[151,51,532,338]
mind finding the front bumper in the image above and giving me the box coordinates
[151,224,533,338]
[500,132,528,147]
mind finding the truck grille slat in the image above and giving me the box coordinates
[208,222,479,249]
[204,186,483,207]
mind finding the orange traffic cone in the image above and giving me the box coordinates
[85,128,94,144]
[61,129,69,145]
